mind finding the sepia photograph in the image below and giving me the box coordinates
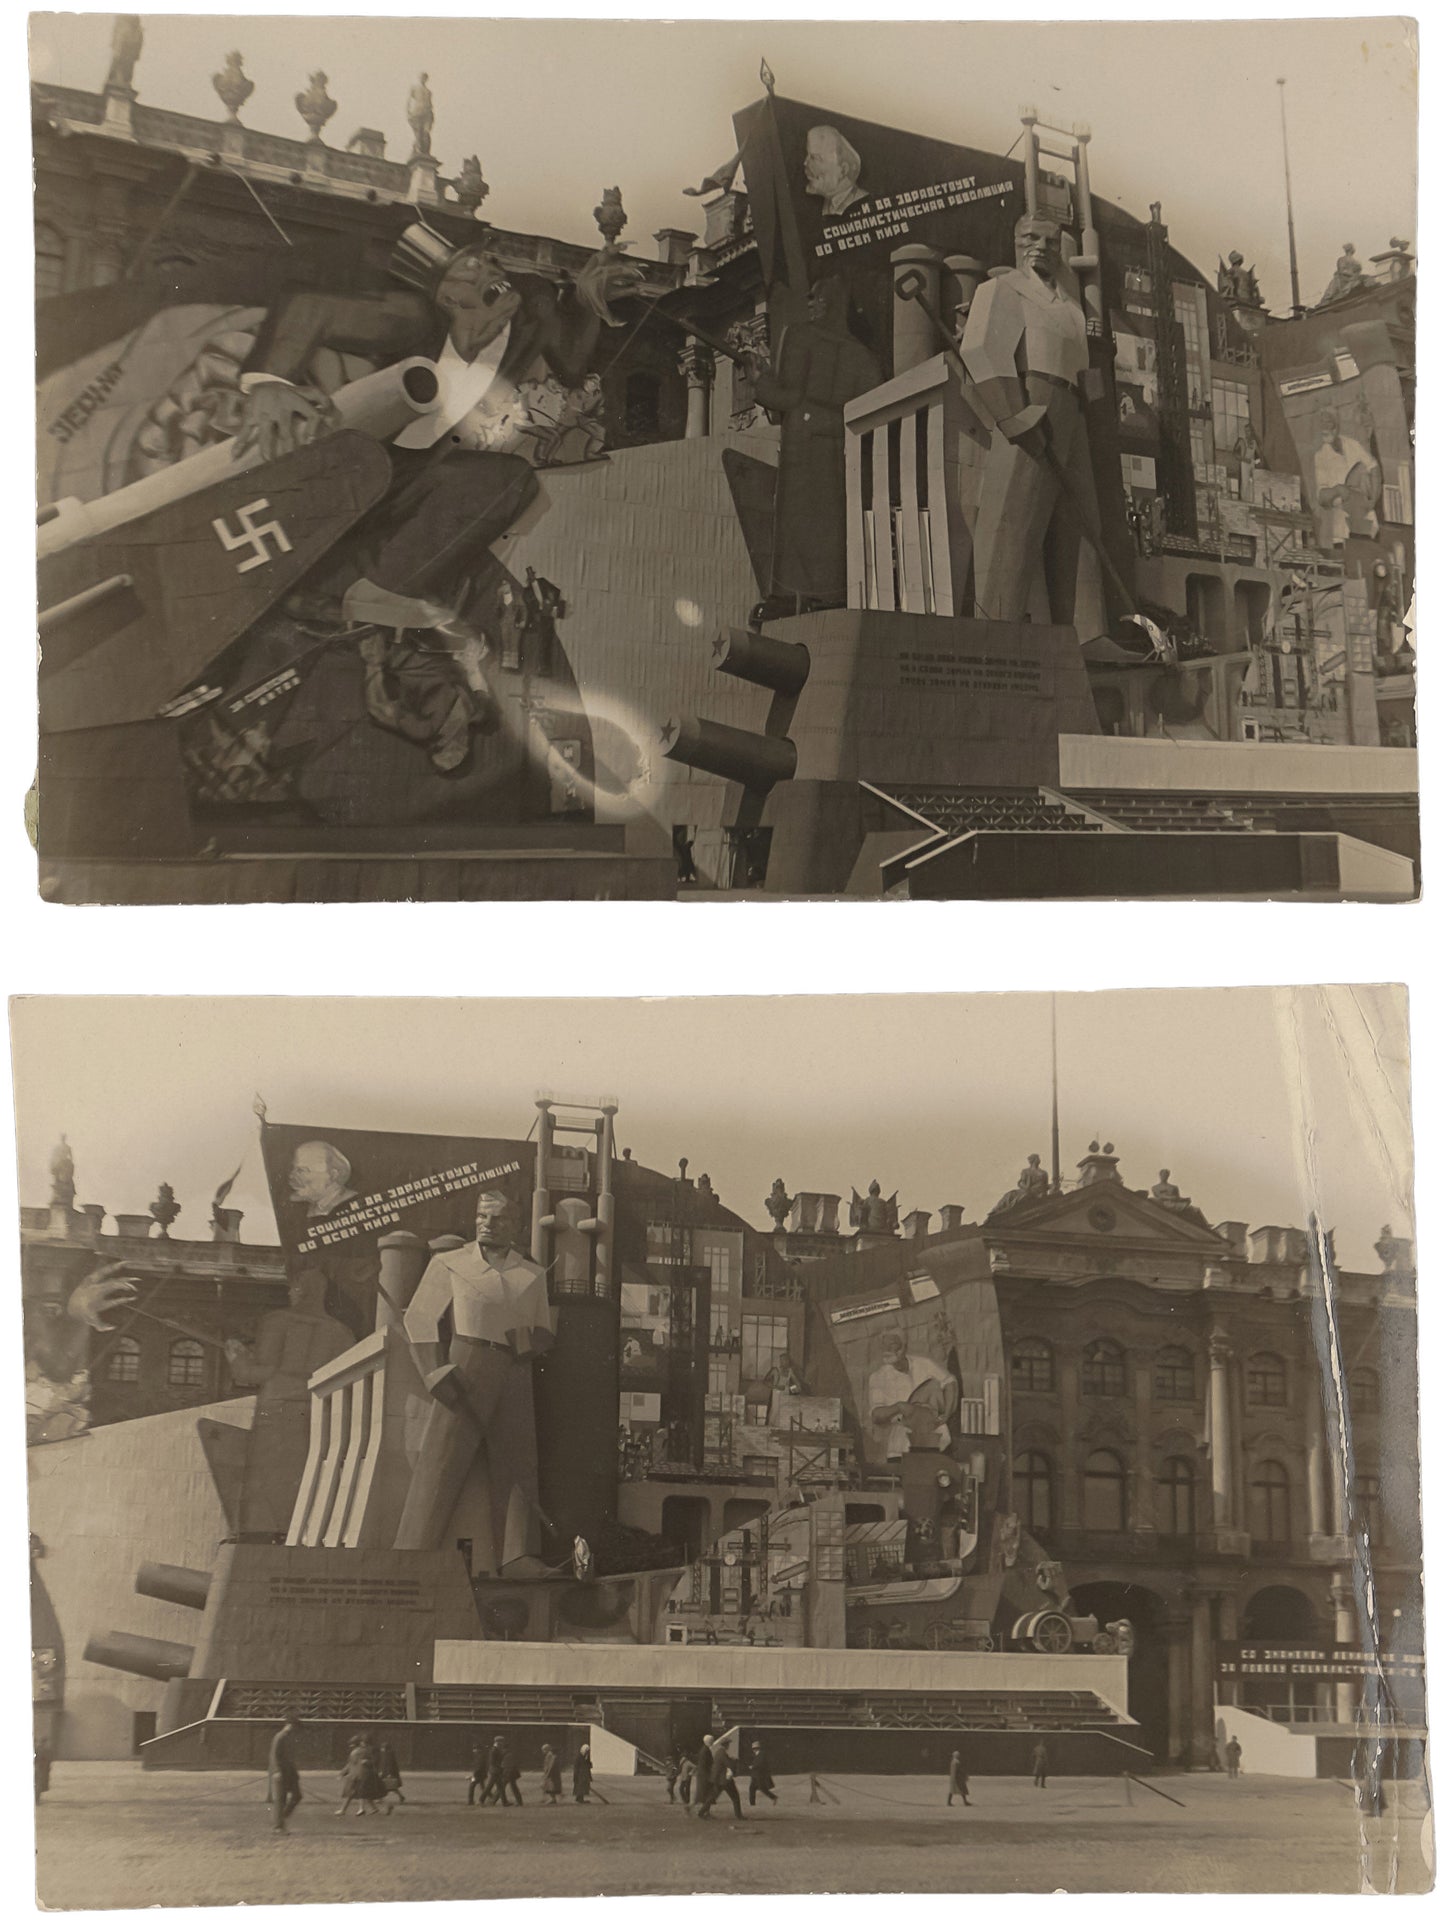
[29,15,1418,903]
[10,987,1428,1897]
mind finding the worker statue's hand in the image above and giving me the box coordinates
[233,381,340,464]
[998,401,1050,462]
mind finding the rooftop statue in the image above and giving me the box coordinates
[49,1135,76,1211]
[453,155,489,213]
[989,1153,1050,1217]
[1319,241,1364,306]
[1216,250,1263,307]
[850,1179,899,1233]
[407,74,435,160]
[106,15,143,92]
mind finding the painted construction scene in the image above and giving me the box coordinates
[32,17,1418,901]
[14,990,1428,1895]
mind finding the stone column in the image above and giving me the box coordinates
[1217,1589,1240,1705]
[376,1231,429,1333]
[678,340,715,440]
[1163,1605,1191,1763]
[1331,1577,1360,1724]
[1056,1354,1081,1528]
[1187,1587,1218,1767]
[1208,1333,1234,1528]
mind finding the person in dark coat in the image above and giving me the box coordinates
[665,1746,682,1803]
[481,1736,511,1806]
[540,1743,562,1805]
[34,1740,53,1807]
[267,1716,302,1831]
[502,1745,524,1806]
[1031,1739,1049,1789]
[747,1742,777,1807]
[336,1732,387,1817]
[377,1738,405,1805]
[947,1749,971,1806]
[695,1736,743,1819]
[572,1742,594,1803]
[467,1737,488,1805]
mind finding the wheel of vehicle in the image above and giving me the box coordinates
[1032,1611,1073,1653]
[925,1623,949,1651]
[979,1634,995,1652]
[1091,1630,1117,1655]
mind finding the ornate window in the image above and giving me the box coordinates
[1156,1455,1196,1536]
[1245,1352,1287,1408]
[1011,1339,1054,1394]
[1013,1450,1052,1535]
[1154,1345,1195,1401]
[105,1335,141,1384]
[1082,1449,1127,1532]
[1350,1368,1380,1415]
[1082,1338,1126,1398]
[167,1338,206,1389]
[1248,1459,1292,1544]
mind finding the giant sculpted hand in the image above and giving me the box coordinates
[232,381,341,463]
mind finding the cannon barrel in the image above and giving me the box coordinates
[83,1631,195,1682]
[711,627,811,696]
[660,715,796,790]
[38,356,442,561]
[134,1563,212,1611]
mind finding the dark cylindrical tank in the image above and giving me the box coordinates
[712,628,811,696]
[84,1631,194,1682]
[134,1563,211,1611]
[660,715,796,789]
[534,1294,620,1561]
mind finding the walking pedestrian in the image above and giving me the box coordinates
[34,1740,53,1807]
[947,1749,971,1807]
[502,1745,524,1806]
[267,1715,303,1832]
[540,1743,562,1805]
[1031,1738,1049,1789]
[696,1735,743,1819]
[572,1742,594,1803]
[676,1751,696,1807]
[377,1738,405,1805]
[467,1738,488,1805]
[481,1735,510,1806]
[336,1732,387,1817]
[1225,1736,1243,1779]
[665,1746,681,1803]
[748,1741,777,1807]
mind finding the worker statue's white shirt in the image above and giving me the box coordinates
[961,268,1089,390]
[869,1352,951,1457]
[392,322,514,449]
[403,1239,554,1354]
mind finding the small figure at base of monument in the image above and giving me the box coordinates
[392,1188,555,1569]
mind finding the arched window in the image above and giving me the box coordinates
[1082,1449,1127,1532]
[168,1338,206,1389]
[1248,1459,1291,1544]
[1082,1338,1126,1398]
[1245,1352,1287,1408]
[1156,1455,1195,1536]
[1011,1339,1054,1394]
[1350,1368,1380,1415]
[35,223,67,301]
[1013,1450,1052,1535]
[1355,1472,1381,1545]
[105,1335,141,1384]
[1154,1346,1195,1401]
[623,370,660,440]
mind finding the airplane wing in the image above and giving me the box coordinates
[38,431,392,735]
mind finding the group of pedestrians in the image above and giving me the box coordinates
[266,1718,407,1832]
[468,1735,599,1806]
[665,1736,777,1818]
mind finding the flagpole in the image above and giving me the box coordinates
[1276,79,1303,317]
[1050,995,1062,1193]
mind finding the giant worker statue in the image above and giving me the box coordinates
[959,213,1106,637]
[394,1188,555,1568]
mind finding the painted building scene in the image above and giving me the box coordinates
[13,990,1427,1897]
[32,17,1417,902]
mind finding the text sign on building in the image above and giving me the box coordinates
[1215,1643,1427,1683]
[829,1294,902,1325]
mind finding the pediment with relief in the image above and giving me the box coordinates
[986,1177,1226,1249]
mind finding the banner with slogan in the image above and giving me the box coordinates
[1215,1643,1427,1684]
[733,93,1025,295]
[260,1120,536,1339]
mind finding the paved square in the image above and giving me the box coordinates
[33,1764,1433,1903]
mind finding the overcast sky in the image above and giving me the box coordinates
[9,987,1413,1271]
[28,14,1417,314]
